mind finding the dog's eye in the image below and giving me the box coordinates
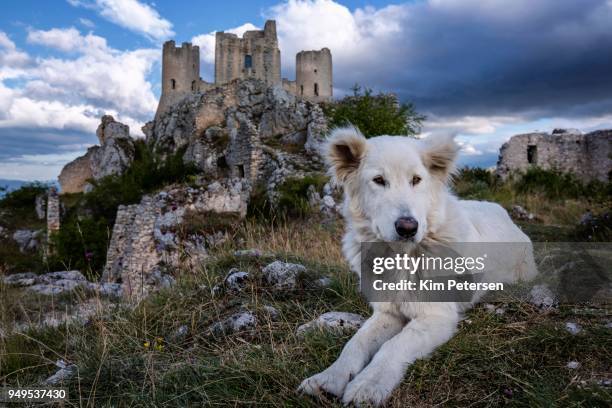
[373,176,386,186]
[411,175,422,186]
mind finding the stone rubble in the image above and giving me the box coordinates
[511,205,535,221]
[297,312,365,337]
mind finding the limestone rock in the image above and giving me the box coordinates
[297,312,365,337]
[565,322,582,335]
[59,116,135,194]
[262,261,306,290]
[145,78,328,207]
[224,269,250,292]
[44,360,76,385]
[529,284,558,310]
[12,229,42,252]
[263,305,280,320]
[209,311,257,336]
[3,272,38,286]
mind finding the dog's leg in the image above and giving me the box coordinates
[298,311,404,398]
[342,312,459,407]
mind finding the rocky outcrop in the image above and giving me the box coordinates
[3,271,122,297]
[144,79,328,205]
[101,179,250,302]
[59,115,135,194]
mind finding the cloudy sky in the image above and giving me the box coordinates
[1,0,612,180]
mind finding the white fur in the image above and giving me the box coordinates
[299,128,536,406]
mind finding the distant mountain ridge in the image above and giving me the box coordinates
[0,179,58,197]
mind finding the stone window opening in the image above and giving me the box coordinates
[527,145,537,164]
[191,80,196,91]
[217,156,229,169]
[314,83,319,96]
[170,79,176,89]
[245,54,252,69]
[300,84,304,95]
[238,164,245,178]
[314,69,318,74]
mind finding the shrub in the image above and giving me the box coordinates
[323,84,425,138]
[516,168,610,200]
[47,217,110,278]
[276,174,328,218]
[573,211,612,242]
[0,182,48,230]
[451,167,497,199]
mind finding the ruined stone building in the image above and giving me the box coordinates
[496,129,612,182]
[156,20,332,116]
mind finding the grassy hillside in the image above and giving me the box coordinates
[1,168,611,406]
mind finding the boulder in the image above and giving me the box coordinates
[12,229,42,252]
[262,261,306,290]
[529,284,558,310]
[209,311,257,336]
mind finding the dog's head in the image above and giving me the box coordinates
[326,126,458,243]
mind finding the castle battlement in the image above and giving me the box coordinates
[156,20,333,116]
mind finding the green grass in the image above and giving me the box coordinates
[1,221,610,406]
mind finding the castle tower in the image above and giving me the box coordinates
[296,48,333,103]
[215,20,281,86]
[156,41,201,117]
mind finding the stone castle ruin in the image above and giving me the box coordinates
[496,128,612,182]
[156,20,332,116]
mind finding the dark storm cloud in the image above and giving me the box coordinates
[333,0,612,118]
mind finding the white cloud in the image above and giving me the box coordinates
[1,27,158,180]
[0,32,30,70]
[67,0,174,41]
[79,18,95,28]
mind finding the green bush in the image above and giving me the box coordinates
[452,167,497,199]
[573,211,612,242]
[276,174,328,218]
[323,84,425,138]
[516,168,610,200]
[0,182,48,230]
[83,140,199,222]
[48,217,110,278]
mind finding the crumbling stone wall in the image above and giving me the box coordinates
[46,187,60,234]
[101,180,250,302]
[496,129,612,182]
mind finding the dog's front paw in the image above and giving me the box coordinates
[342,370,393,407]
[298,367,351,398]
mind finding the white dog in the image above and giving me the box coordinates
[299,127,535,406]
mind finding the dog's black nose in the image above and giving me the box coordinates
[395,216,418,239]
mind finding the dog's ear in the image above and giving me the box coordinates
[325,127,367,183]
[421,133,459,182]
